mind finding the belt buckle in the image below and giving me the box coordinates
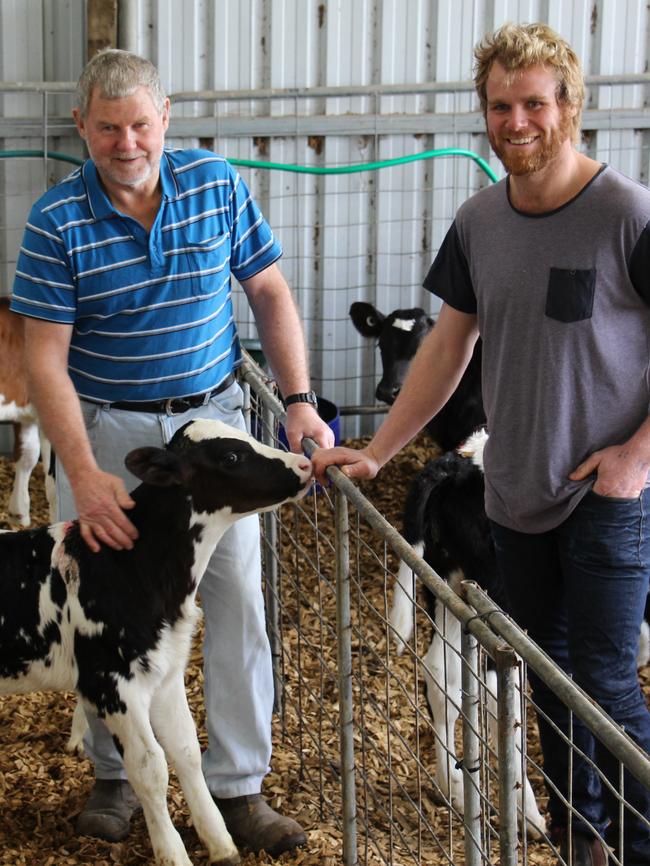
[165,397,185,416]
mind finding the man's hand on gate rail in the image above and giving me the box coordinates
[312,445,381,486]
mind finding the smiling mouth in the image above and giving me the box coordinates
[506,136,537,145]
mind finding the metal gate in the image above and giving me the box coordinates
[241,357,650,866]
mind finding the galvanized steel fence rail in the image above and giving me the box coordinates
[240,356,650,866]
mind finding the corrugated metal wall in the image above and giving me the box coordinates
[1,0,649,438]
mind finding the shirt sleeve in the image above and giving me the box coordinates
[423,220,477,314]
[227,164,282,281]
[11,202,78,323]
[628,219,650,306]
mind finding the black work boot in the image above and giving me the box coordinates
[212,793,307,856]
[75,779,142,842]
[555,829,609,866]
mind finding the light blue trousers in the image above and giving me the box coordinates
[56,382,273,797]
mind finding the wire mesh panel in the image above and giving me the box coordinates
[465,584,650,866]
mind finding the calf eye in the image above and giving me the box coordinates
[223,452,239,465]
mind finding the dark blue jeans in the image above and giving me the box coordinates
[490,489,650,866]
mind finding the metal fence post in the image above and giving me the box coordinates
[240,379,251,433]
[496,646,519,866]
[335,489,358,865]
[261,399,282,714]
[461,626,483,866]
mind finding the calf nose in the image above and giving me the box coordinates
[298,457,312,475]
[376,382,400,404]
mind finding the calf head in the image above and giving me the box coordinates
[350,301,433,404]
[125,419,313,517]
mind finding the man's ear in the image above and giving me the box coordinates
[72,108,87,140]
[161,97,171,132]
[125,447,185,486]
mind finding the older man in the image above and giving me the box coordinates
[12,48,333,856]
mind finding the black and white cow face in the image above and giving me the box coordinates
[125,419,313,516]
[350,301,434,404]
[351,300,484,451]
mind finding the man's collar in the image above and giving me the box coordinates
[82,160,114,221]
[82,152,176,220]
[159,151,178,199]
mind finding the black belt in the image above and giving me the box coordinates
[105,372,237,415]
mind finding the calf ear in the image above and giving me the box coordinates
[349,301,384,337]
[125,447,185,486]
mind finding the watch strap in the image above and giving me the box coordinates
[283,390,318,407]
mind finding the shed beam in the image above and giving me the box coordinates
[1,107,649,140]
[87,0,117,59]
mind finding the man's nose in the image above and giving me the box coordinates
[508,105,529,129]
[115,128,137,150]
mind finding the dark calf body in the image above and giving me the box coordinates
[390,430,545,836]
[401,445,500,605]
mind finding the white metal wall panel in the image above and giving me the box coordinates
[0,0,84,451]
[1,0,44,299]
[593,1,649,181]
[3,0,650,439]
[0,0,83,296]
[316,1,375,409]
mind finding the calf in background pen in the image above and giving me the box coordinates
[389,429,546,838]
[349,301,485,452]
[0,419,313,866]
[0,297,41,525]
[0,297,53,526]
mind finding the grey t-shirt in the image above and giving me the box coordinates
[425,165,650,533]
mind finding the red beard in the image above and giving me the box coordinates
[489,108,574,176]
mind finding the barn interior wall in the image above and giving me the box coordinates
[1,0,649,448]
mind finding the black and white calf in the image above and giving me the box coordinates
[0,419,312,866]
[390,429,650,835]
[389,430,546,838]
[349,301,485,452]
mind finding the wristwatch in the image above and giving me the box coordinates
[283,390,318,408]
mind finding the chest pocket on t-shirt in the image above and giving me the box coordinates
[545,267,596,323]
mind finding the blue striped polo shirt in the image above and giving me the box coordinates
[11,148,282,403]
